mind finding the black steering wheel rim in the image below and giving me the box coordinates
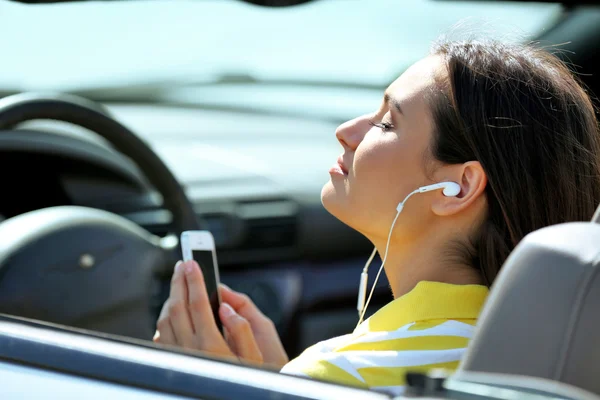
[0,92,200,234]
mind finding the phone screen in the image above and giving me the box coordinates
[191,249,222,332]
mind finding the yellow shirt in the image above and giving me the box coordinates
[280,281,489,396]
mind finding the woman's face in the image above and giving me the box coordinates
[321,56,447,240]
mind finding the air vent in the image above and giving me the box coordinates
[237,200,298,249]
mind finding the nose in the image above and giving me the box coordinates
[335,114,372,151]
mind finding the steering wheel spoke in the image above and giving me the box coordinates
[0,93,200,340]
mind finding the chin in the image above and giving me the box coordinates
[320,180,337,211]
[320,180,375,240]
[321,180,351,226]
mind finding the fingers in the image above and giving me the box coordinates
[219,284,272,329]
[219,284,289,368]
[224,328,238,355]
[184,261,225,346]
[154,300,176,345]
[219,303,263,365]
[165,261,196,347]
[155,262,188,346]
[154,261,196,349]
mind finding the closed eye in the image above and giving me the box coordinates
[369,120,394,132]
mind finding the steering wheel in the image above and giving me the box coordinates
[0,92,201,340]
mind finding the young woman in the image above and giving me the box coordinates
[153,39,600,396]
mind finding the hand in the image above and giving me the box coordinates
[154,260,261,364]
[153,260,288,369]
[219,283,289,369]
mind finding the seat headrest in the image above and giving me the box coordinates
[459,222,600,395]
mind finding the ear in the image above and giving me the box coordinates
[431,161,487,217]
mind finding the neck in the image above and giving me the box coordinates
[371,228,484,299]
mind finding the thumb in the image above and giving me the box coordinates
[219,303,263,365]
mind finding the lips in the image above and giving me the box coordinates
[336,156,349,175]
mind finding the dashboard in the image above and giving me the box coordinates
[0,103,391,357]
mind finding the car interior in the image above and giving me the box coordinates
[0,0,600,398]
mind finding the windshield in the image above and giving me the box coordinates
[0,0,562,92]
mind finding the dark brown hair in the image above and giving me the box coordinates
[429,40,600,285]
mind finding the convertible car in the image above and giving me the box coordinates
[0,0,599,398]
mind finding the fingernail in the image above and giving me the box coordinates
[220,283,231,290]
[175,260,183,273]
[221,303,235,317]
[185,263,194,275]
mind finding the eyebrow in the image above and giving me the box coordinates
[384,92,403,114]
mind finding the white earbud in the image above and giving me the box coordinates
[357,181,461,326]
[419,181,461,197]
[396,181,461,212]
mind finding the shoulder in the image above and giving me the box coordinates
[281,319,476,395]
[334,319,475,376]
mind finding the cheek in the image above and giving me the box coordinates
[337,141,406,229]
[353,140,406,197]
[352,137,428,209]
[319,143,395,233]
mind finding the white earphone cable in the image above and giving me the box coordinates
[361,248,378,276]
[356,189,419,327]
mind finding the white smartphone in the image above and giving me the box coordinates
[180,230,223,333]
